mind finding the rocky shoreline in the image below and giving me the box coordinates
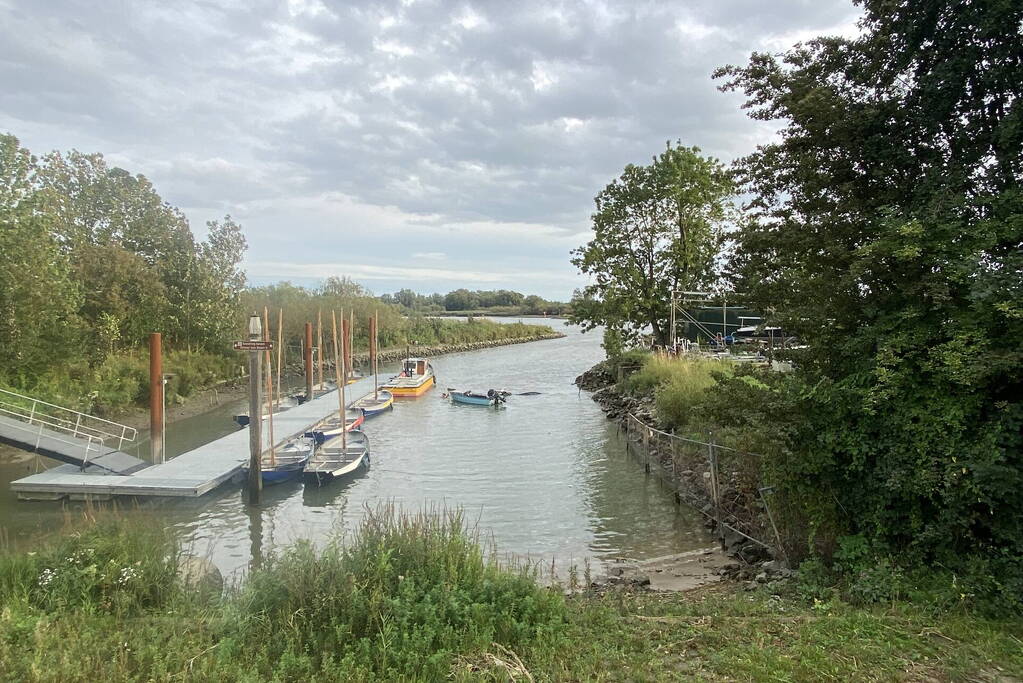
[575,359,792,592]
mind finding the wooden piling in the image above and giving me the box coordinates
[149,333,163,465]
[247,313,263,504]
[304,322,314,400]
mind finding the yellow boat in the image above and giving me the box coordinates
[385,358,435,397]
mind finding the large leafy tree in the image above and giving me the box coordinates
[570,142,733,346]
[0,135,82,378]
[717,0,1022,586]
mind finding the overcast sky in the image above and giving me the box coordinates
[0,0,860,299]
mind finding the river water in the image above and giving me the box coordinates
[0,320,711,580]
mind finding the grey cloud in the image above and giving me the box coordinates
[0,0,859,298]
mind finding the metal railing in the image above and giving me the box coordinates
[621,413,782,557]
[0,387,138,469]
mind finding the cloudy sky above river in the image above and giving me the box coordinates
[0,0,860,299]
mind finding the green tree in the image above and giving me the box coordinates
[444,289,478,311]
[717,0,1023,593]
[570,142,733,346]
[0,134,82,378]
[75,243,169,355]
[181,217,247,352]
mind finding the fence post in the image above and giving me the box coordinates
[708,433,719,513]
[670,435,677,484]
[759,486,787,564]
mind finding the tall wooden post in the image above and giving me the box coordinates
[304,322,314,400]
[247,313,263,504]
[316,310,324,392]
[370,313,378,399]
[341,316,351,384]
[149,333,163,464]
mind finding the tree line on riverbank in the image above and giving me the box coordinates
[570,0,1022,611]
[380,287,569,316]
[0,135,557,415]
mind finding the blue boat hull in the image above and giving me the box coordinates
[261,460,307,484]
[450,392,496,406]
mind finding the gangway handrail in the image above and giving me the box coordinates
[0,387,137,451]
[8,409,109,471]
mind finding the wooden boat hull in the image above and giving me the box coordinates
[387,375,435,397]
[351,390,394,417]
[305,409,365,442]
[242,441,313,485]
[304,430,371,484]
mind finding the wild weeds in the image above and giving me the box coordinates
[226,504,567,679]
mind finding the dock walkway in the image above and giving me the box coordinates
[0,414,149,475]
[11,377,374,500]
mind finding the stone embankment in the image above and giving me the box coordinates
[286,331,566,375]
[575,360,790,592]
[354,331,566,364]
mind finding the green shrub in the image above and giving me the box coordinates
[0,517,180,614]
[228,505,567,680]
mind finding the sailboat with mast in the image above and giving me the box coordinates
[242,307,314,484]
[351,312,394,416]
[305,309,371,484]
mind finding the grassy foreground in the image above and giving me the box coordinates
[1,510,1020,682]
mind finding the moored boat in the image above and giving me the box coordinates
[233,395,302,428]
[305,408,365,442]
[350,389,394,417]
[447,388,509,407]
[242,438,314,485]
[304,430,370,484]
[385,358,435,397]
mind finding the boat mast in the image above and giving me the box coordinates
[273,308,283,467]
[263,307,275,467]
[316,309,323,393]
[349,310,355,382]
[331,310,347,451]
[371,312,378,400]
[341,315,351,384]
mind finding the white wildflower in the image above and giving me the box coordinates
[38,568,57,588]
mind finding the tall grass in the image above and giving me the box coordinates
[0,513,181,614]
[624,354,731,431]
[227,505,565,680]
[0,506,566,681]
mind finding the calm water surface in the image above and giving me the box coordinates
[0,320,711,579]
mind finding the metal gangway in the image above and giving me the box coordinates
[0,387,148,474]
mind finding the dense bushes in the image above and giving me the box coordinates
[5,350,242,416]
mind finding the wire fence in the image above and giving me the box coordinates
[621,413,783,559]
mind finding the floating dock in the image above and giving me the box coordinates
[11,377,375,500]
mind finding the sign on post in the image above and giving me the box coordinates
[233,340,273,351]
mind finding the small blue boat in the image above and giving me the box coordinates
[242,439,314,485]
[350,389,394,418]
[447,389,509,407]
